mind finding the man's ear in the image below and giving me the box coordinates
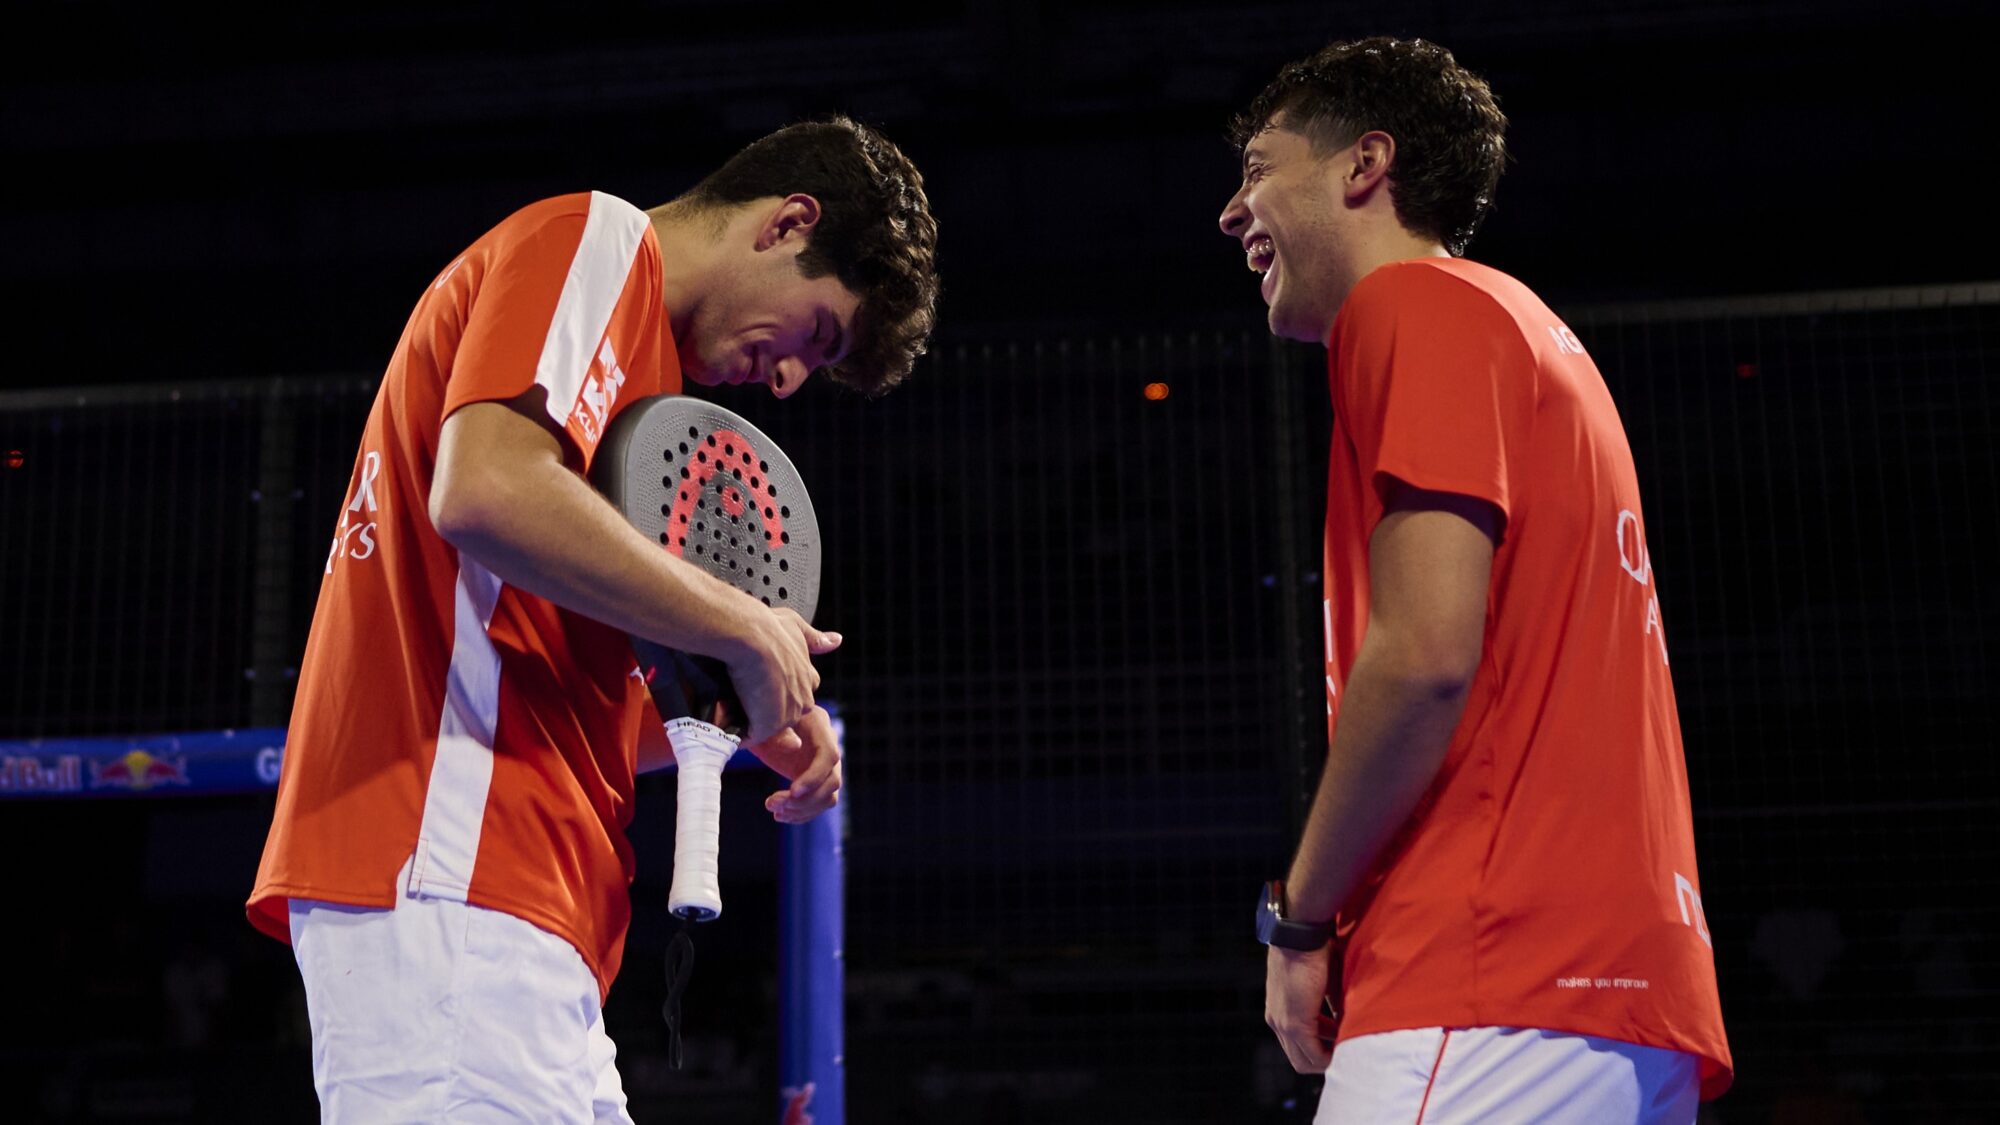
[1342,131,1396,204]
[755,194,824,251]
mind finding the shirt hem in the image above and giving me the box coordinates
[245,881,619,1004]
[1336,1009,1733,1100]
[245,882,400,945]
[463,888,619,1003]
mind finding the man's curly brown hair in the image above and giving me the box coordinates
[1230,37,1507,257]
[681,116,939,396]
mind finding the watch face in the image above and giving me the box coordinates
[1257,880,1332,950]
[1255,882,1282,944]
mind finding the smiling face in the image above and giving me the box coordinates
[1217,120,1354,344]
[677,198,861,399]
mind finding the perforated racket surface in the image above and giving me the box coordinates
[593,394,821,624]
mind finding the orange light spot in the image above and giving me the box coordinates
[1143,382,1170,401]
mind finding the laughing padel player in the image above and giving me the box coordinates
[248,117,938,1122]
[1222,39,1731,1121]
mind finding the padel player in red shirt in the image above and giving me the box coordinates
[1221,38,1731,1122]
[249,117,938,1122]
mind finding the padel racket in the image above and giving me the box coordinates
[590,393,822,1062]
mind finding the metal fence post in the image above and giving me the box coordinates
[779,706,846,1124]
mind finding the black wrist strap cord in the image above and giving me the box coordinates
[662,917,696,1070]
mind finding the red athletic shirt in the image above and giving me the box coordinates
[1322,258,1732,1097]
[248,192,681,999]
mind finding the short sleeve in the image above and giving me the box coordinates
[442,193,657,466]
[444,210,588,420]
[1331,264,1535,532]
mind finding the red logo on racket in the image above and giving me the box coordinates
[664,429,790,555]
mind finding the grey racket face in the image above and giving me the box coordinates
[592,395,821,624]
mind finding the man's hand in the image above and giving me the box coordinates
[1265,943,1338,1074]
[727,608,842,746]
[746,705,843,823]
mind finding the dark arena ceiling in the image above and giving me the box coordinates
[2,0,1986,387]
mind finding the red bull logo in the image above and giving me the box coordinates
[781,1081,816,1125]
[88,749,190,791]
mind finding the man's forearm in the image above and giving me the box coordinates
[1284,635,1472,925]
[436,445,763,663]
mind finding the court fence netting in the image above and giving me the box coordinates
[2,281,1994,1122]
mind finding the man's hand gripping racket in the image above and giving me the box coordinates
[590,394,829,1066]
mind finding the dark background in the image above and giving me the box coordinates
[2,0,1992,386]
[3,2,1996,1122]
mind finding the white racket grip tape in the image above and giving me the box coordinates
[665,717,739,921]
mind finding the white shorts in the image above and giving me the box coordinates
[1317,1026,1699,1125]
[287,860,633,1124]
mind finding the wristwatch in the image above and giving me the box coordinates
[1256,880,1334,950]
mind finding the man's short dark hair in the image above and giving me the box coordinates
[683,116,939,395]
[1230,37,1507,256]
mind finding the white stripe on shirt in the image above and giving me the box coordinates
[410,556,504,898]
[536,192,650,430]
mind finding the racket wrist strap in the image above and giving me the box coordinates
[662,917,696,1069]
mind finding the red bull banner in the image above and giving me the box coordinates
[0,728,287,799]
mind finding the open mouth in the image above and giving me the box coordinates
[1247,236,1275,276]
[1247,236,1276,301]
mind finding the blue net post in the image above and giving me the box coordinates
[777,708,845,1125]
